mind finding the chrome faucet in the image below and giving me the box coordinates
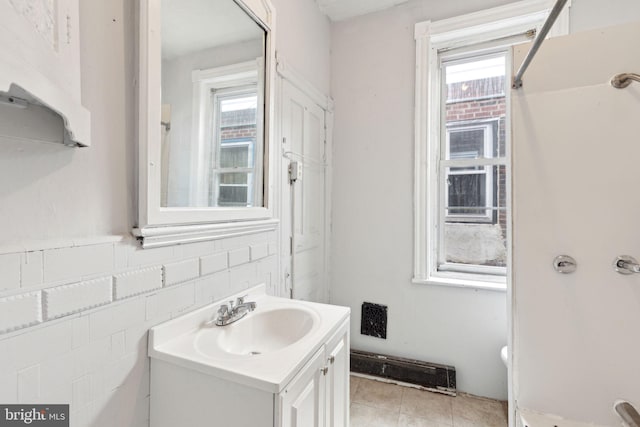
[214,295,257,326]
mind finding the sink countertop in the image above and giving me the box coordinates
[148,284,350,393]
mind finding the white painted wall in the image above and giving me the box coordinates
[570,0,640,33]
[512,21,640,425]
[330,0,516,400]
[0,1,135,246]
[0,0,331,426]
[329,0,640,400]
[271,0,331,95]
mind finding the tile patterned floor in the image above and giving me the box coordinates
[350,376,508,427]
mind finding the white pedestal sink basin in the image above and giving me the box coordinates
[148,284,350,393]
[195,306,319,358]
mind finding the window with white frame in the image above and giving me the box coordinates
[413,0,570,289]
[210,88,258,207]
[189,60,264,209]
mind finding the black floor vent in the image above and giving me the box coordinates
[350,349,456,395]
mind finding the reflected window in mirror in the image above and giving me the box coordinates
[159,0,266,209]
[216,89,258,207]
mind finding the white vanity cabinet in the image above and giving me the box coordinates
[325,325,350,427]
[278,322,350,427]
[149,286,350,427]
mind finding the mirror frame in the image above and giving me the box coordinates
[134,0,277,248]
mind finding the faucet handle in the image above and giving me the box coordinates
[217,304,230,317]
[235,294,248,306]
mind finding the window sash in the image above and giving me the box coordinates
[209,87,258,207]
[443,121,499,222]
[437,49,509,278]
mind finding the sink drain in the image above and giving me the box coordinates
[248,351,261,356]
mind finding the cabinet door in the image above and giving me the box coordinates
[326,325,350,427]
[280,347,326,427]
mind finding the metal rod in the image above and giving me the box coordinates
[611,73,640,89]
[512,0,569,89]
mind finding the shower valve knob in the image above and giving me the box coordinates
[553,255,576,274]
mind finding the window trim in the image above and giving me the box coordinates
[191,61,264,208]
[413,0,570,289]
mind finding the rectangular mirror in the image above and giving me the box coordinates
[136,0,277,248]
[161,0,265,208]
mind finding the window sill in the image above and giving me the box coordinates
[412,275,507,292]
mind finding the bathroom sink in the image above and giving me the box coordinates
[195,306,319,359]
[149,284,350,393]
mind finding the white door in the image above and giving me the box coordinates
[280,79,329,303]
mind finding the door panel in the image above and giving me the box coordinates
[326,326,349,427]
[281,80,328,303]
[280,347,326,427]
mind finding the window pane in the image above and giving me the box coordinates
[220,144,251,168]
[210,89,258,207]
[438,52,508,273]
[218,186,248,206]
[444,55,506,160]
[220,95,257,126]
[445,56,505,102]
[449,129,485,158]
[443,222,507,267]
[447,171,486,215]
[442,166,506,268]
[219,172,248,185]
[217,172,250,207]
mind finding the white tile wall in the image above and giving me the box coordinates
[174,241,216,259]
[0,292,42,333]
[43,244,114,283]
[0,253,21,292]
[228,247,251,267]
[250,242,270,261]
[113,267,163,299]
[39,353,73,403]
[162,259,199,286]
[124,245,175,269]
[111,331,126,360]
[43,277,113,320]
[145,283,196,321]
[21,251,44,288]
[0,234,278,427]
[72,316,90,349]
[4,321,73,371]
[194,271,230,305]
[200,252,228,276]
[89,298,146,341]
[17,364,40,403]
[0,368,17,402]
[72,375,91,409]
[229,262,258,294]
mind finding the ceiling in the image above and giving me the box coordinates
[162,0,263,60]
[316,0,410,21]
